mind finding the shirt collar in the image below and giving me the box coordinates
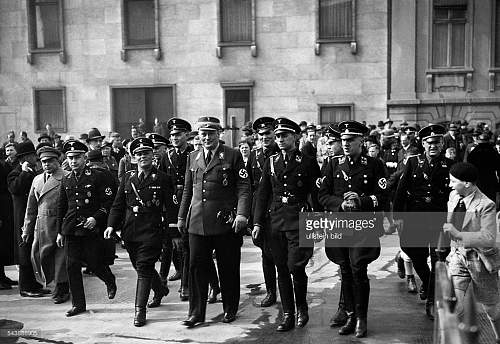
[203,143,219,157]
[461,189,477,209]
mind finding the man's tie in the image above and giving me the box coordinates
[139,172,144,182]
[451,196,466,230]
[205,150,212,166]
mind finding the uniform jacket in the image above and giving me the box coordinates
[447,189,500,272]
[108,167,173,243]
[23,167,69,286]
[160,144,194,224]
[57,166,115,236]
[178,143,251,236]
[0,161,15,266]
[466,142,500,202]
[254,149,321,233]
[7,164,39,265]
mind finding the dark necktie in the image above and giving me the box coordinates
[452,196,466,230]
[284,154,289,165]
[139,172,144,182]
[205,150,212,165]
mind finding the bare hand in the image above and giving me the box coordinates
[21,232,30,243]
[56,233,64,248]
[177,218,186,234]
[232,215,248,233]
[21,161,33,173]
[103,227,114,239]
[443,223,459,238]
[252,226,261,241]
[83,217,96,229]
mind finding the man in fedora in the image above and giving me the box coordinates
[22,146,70,303]
[178,116,250,327]
[87,128,105,151]
[56,140,117,317]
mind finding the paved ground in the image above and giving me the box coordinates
[0,235,493,344]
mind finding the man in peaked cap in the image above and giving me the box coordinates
[178,116,250,327]
[105,137,173,326]
[248,116,280,307]
[8,141,49,298]
[394,124,452,321]
[56,140,117,317]
[22,146,70,304]
[253,117,321,332]
[319,120,388,338]
[86,128,105,151]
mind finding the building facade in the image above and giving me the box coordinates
[0,0,387,144]
[389,0,500,129]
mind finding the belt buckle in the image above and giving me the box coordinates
[132,206,139,213]
[282,196,288,204]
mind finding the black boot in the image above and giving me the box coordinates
[354,280,370,338]
[261,290,277,307]
[148,274,169,308]
[330,283,347,327]
[296,306,309,328]
[355,318,368,338]
[134,278,152,327]
[276,312,295,332]
[293,273,308,327]
[338,312,356,335]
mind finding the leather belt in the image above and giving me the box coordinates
[274,196,304,205]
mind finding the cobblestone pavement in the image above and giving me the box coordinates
[0,235,493,344]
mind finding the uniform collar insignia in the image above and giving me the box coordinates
[219,151,224,160]
[339,156,346,164]
[296,155,302,163]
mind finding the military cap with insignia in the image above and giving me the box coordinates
[196,116,222,131]
[338,120,369,139]
[252,116,275,134]
[63,140,89,156]
[405,126,417,134]
[146,133,169,146]
[418,124,446,142]
[86,128,105,142]
[130,137,154,155]
[37,146,60,161]
[327,124,341,142]
[167,118,192,134]
[16,142,36,157]
[38,133,52,142]
[273,117,300,134]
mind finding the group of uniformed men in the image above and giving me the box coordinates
[47,114,478,340]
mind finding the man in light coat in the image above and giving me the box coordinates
[22,146,70,303]
[443,162,500,342]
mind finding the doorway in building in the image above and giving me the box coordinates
[223,88,251,147]
[111,85,175,139]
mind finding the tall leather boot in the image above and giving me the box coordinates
[330,283,348,327]
[293,273,309,328]
[354,281,370,338]
[338,281,355,335]
[148,272,169,308]
[134,278,152,327]
[261,252,277,307]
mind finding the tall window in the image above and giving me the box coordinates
[318,0,354,41]
[319,105,353,125]
[220,0,252,43]
[34,88,66,132]
[123,0,155,46]
[432,3,467,68]
[27,0,65,61]
[495,0,500,67]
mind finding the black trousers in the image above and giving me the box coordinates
[261,224,277,294]
[188,232,242,321]
[325,246,380,318]
[269,230,313,314]
[160,231,182,284]
[126,240,163,298]
[65,235,115,308]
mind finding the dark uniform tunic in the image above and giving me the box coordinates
[254,149,321,314]
[159,145,194,290]
[178,143,250,321]
[57,166,116,308]
[393,154,452,299]
[319,154,387,319]
[108,167,173,280]
[248,143,279,295]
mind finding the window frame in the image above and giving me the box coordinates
[315,0,357,55]
[120,0,161,61]
[489,0,500,90]
[216,0,257,58]
[26,0,66,64]
[33,87,67,133]
[318,103,354,125]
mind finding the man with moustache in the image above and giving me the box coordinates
[248,116,280,307]
[56,140,117,317]
[253,118,321,332]
[394,124,452,320]
[105,137,173,326]
[319,121,387,338]
[22,146,70,303]
[178,117,250,327]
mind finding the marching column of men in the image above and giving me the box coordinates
[10,116,499,340]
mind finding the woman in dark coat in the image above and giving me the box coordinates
[0,159,16,289]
